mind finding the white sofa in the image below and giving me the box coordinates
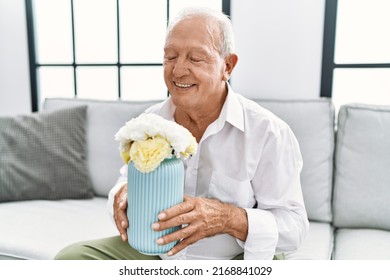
[1,97,390,260]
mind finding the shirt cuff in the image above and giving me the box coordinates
[236,208,279,260]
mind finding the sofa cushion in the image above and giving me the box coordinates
[257,99,335,222]
[333,104,390,230]
[284,221,334,260]
[0,106,94,202]
[43,98,160,197]
[333,228,390,259]
[0,198,117,259]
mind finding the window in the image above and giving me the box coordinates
[26,0,230,111]
[321,0,390,112]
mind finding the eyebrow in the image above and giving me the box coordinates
[164,46,211,55]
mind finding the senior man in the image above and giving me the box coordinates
[55,7,309,260]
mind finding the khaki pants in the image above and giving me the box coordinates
[54,236,283,260]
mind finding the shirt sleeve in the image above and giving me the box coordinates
[107,164,128,224]
[239,125,309,260]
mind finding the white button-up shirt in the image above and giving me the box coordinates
[108,85,309,260]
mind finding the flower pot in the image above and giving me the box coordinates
[127,158,184,255]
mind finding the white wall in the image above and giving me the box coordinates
[231,0,325,99]
[0,0,326,116]
[0,0,31,116]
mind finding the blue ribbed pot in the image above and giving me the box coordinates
[127,158,184,255]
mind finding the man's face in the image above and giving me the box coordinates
[163,17,228,110]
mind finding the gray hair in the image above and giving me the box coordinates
[165,7,235,58]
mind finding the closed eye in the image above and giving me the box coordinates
[190,57,203,63]
[165,56,177,61]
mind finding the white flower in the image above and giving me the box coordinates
[114,113,198,173]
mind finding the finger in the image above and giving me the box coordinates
[117,195,127,211]
[115,189,128,209]
[158,196,195,221]
[114,207,129,242]
[114,185,129,241]
[156,224,196,246]
[153,211,195,231]
[166,235,200,257]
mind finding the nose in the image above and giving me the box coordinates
[172,58,190,78]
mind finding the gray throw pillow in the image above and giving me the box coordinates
[0,106,94,202]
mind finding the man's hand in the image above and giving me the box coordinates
[151,195,248,256]
[114,184,128,242]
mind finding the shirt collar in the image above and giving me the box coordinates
[220,82,245,132]
[157,97,176,121]
[159,82,244,132]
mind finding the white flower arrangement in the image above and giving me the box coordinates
[115,113,198,173]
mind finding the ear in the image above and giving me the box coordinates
[222,54,238,81]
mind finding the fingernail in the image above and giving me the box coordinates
[121,234,126,241]
[121,220,126,228]
[167,251,173,256]
[156,238,164,245]
[158,212,166,220]
[151,223,159,230]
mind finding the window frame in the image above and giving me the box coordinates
[320,0,390,99]
[25,0,231,111]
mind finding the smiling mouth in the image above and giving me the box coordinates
[174,82,195,88]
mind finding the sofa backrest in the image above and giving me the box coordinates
[43,98,161,197]
[43,97,336,224]
[333,104,390,230]
[256,99,335,223]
